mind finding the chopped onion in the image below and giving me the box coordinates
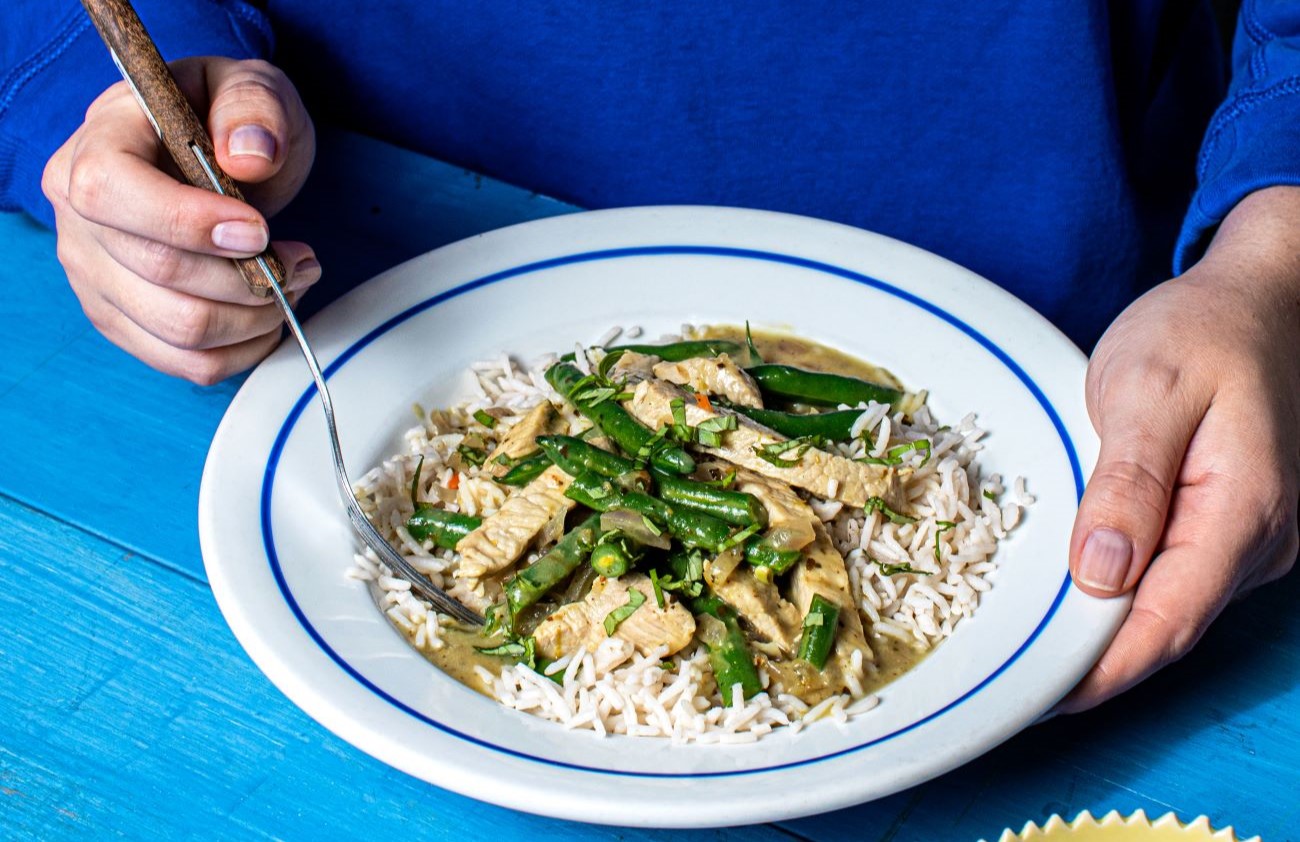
[764,523,816,552]
[599,509,672,549]
[697,613,728,648]
[540,508,568,546]
[707,546,744,585]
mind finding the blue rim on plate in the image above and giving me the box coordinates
[258,245,1082,778]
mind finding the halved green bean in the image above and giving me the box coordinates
[560,339,745,363]
[730,405,863,441]
[744,541,802,575]
[748,364,902,408]
[797,594,841,669]
[536,435,635,479]
[497,451,553,486]
[503,514,602,616]
[545,362,694,475]
[405,506,481,549]
[694,597,762,699]
[590,542,631,577]
[652,470,767,527]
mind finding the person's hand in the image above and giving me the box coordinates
[1059,186,1300,712]
[41,57,318,384]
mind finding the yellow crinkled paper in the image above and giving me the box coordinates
[986,810,1261,842]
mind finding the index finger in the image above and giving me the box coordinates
[64,92,269,258]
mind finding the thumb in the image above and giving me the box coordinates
[202,58,308,187]
[1069,367,1203,597]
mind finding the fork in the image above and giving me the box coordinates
[81,0,483,626]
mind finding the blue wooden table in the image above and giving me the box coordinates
[1,129,1295,841]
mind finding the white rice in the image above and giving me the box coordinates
[350,325,1031,742]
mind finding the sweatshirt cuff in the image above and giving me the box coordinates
[1173,76,1300,274]
[0,1,273,227]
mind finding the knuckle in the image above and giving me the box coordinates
[219,74,285,114]
[66,154,111,217]
[1131,605,1203,667]
[166,297,216,351]
[181,352,229,387]
[136,238,187,287]
[160,200,202,249]
[41,149,69,205]
[1087,458,1170,522]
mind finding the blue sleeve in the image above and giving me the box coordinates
[0,0,272,227]
[1174,0,1300,271]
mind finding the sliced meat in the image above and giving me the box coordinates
[790,521,874,682]
[732,467,819,552]
[706,564,801,655]
[652,353,763,408]
[607,349,660,381]
[627,379,904,509]
[533,573,696,659]
[485,402,556,478]
[455,465,575,578]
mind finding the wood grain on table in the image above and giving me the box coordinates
[1,129,1294,841]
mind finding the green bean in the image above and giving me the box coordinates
[693,597,762,699]
[496,451,553,486]
[503,514,602,616]
[744,541,802,575]
[405,506,481,549]
[536,435,635,479]
[565,471,622,511]
[729,405,863,441]
[560,339,745,363]
[748,364,902,408]
[566,475,735,553]
[652,470,767,527]
[620,492,733,551]
[590,542,632,577]
[545,362,694,475]
[797,594,841,669]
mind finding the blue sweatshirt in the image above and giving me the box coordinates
[2,2,1298,350]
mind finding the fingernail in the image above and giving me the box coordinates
[1077,528,1133,593]
[288,257,321,290]
[212,221,268,253]
[228,125,277,161]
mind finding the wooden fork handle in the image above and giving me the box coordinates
[80,0,285,297]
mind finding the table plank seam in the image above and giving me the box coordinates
[0,488,207,588]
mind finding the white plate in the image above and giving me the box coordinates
[199,206,1126,828]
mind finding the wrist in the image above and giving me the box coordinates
[1196,186,1300,292]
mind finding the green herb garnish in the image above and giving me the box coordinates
[718,522,762,552]
[409,454,425,507]
[933,520,957,562]
[754,435,821,467]
[982,489,997,501]
[604,588,647,635]
[476,636,537,670]
[859,438,932,468]
[745,321,763,365]
[481,602,507,638]
[473,409,497,429]
[695,415,737,448]
[634,426,669,468]
[457,443,488,467]
[871,557,919,576]
[649,569,666,609]
[863,496,917,525]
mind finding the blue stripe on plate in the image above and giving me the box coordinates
[259,246,1082,778]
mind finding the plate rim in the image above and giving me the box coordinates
[200,205,1126,825]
